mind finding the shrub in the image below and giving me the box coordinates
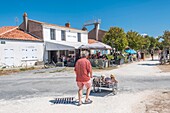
[106,55,114,60]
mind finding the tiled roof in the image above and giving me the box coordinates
[29,19,87,33]
[88,39,98,44]
[0,26,42,41]
[0,26,17,35]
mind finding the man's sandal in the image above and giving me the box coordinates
[84,99,93,104]
[77,101,83,106]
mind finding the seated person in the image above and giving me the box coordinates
[110,74,118,83]
[101,74,118,84]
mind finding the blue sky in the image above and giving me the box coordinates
[0,0,170,37]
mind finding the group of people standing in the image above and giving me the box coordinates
[158,49,170,64]
[149,48,170,62]
[127,51,142,62]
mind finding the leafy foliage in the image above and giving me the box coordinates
[126,30,159,51]
[126,30,143,50]
[159,31,170,48]
[102,27,169,53]
[103,27,128,51]
[106,54,114,60]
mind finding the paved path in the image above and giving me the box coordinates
[0,59,170,100]
[0,59,170,113]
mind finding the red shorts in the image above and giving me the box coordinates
[77,80,91,89]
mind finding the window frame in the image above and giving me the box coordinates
[50,29,56,40]
[61,30,66,41]
[77,33,81,42]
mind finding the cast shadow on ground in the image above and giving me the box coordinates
[138,63,159,66]
[88,89,115,97]
[49,90,116,106]
[49,97,78,106]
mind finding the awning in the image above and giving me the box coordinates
[79,42,112,50]
[45,41,86,50]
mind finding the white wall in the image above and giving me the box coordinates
[43,26,88,44]
[43,28,51,41]
[66,32,78,42]
[81,33,88,44]
[0,40,44,67]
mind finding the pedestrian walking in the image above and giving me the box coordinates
[137,51,141,61]
[150,49,154,60]
[74,53,93,106]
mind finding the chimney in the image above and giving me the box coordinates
[94,23,100,41]
[23,12,28,32]
[82,26,87,31]
[65,22,70,27]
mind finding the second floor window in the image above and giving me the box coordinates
[61,30,66,41]
[77,33,81,42]
[50,29,56,40]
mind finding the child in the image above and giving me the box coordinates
[101,74,118,84]
[110,74,118,83]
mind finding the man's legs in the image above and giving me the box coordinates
[151,54,153,60]
[84,80,92,103]
[78,89,83,104]
[77,81,92,105]
[85,87,91,101]
[77,82,83,105]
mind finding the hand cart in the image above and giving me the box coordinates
[92,75,118,95]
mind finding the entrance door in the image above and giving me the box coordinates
[75,49,80,62]
[50,51,58,63]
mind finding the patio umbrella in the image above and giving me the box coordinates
[125,49,137,54]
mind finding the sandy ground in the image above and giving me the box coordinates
[157,64,170,72]
[0,90,169,113]
[0,90,156,113]
[145,91,170,113]
[133,90,170,113]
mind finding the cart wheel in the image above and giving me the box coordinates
[92,86,95,93]
[112,88,117,95]
[112,83,118,95]
[92,83,96,93]
[92,84,99,92]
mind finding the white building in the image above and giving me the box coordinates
[0,13,111,67]
[0,26,44,67]
[19,13,88,64]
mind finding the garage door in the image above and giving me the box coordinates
[4,48,14,66]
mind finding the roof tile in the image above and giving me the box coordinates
[88,39,98,44]
[0,26,42,41]
[0,26,17,35]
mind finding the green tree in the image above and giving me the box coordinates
[159,31,170,48]
[103,27,128,51]
[156,41,163,50]
[138,35,160,53]
[145,36,159,51]
[142,36,151,51]
[126,30,143,50]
